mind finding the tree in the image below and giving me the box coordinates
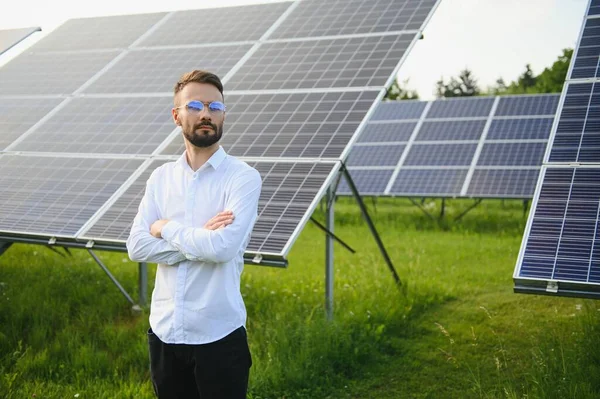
[435,68,480,98]
[488,48,573,95]
[385,78,419,100]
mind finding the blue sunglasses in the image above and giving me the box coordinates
[175,100,226,113]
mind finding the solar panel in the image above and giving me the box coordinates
[0,155,143,237]
[570,18,600,80]
[590,0,600,16]
[339,94,559,197]
[269,0,437,38]
[160,91,379,159]
[0,98,64,150]
[11,97,175,155]
[226,34,413,91]
[427,97,495,118]
[138,3,293,47]
[0,51,119,95]
[515,0,600,298]
[390,169,468,196]
[467,169,541,198]
[81,160,339,259]
[371,100,426,120]
[0,27,40,55]
[548,82,600,163]
[338,169,394,196]
[84,45,253,94]
[29,14,165,52]
[495,94,560,116]
[0,0,441,266]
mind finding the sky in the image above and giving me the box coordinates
[0,0,589,99]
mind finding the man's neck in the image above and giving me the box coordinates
[184,142,220,172]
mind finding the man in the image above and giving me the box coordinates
[126,70,262,399]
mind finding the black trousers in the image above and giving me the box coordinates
[147,326,252,399]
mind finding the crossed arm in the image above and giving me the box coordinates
[126,169,262,265]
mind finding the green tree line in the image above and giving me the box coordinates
[386,48,573,100]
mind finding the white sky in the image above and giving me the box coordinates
[0,0,590,99]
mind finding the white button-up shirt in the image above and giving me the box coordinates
[126,147,262,344]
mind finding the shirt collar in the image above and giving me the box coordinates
[177,146,227,174]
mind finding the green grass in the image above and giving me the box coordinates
[0,198,599,398]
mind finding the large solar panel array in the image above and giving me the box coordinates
[514,1,600,297]
[0,0,440,265]
[338,93,559,198]
[0,27,40,56]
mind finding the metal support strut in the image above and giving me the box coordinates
[341,165,402,287]
[88,249,141,311]
[325,187,335,321]
[310,217,356,254]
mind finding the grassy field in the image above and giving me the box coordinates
[0,198,599,398]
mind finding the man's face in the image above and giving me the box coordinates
[172,82,225,148]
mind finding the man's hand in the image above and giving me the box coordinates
[150,219,170,238]
[204,210,235,230]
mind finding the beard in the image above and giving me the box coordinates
[183,119,223,148]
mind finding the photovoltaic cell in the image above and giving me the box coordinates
[0,27,40,55]
[486,118,554,140]
[0,98,64,150]
[570,18,600,80]
[519,168,600,282]
[84,45,253,94]
[427,97,494,118]
[81,160,169,242]
[370,100,426,120]
[403,143,478,166]
[12,97,175,155]
[548,82,600,163]
[82,160,337,258]
[467,169,540,198]
[0,155,143,237]
[415,120,486,141]
[29,14,165,52]
[495,94,560,116]
[161,91,379,159]
[138,2,292,46]
[346,144,405,166]
[390,169,468,196]
[226,34,413,90]
[270,0,437,39]
[590,0,600,16]
[337,169,394,195]
[477,142,547,166]
[357,122,416,143]
[0,51,119,95]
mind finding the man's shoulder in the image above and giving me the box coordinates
[148,160,179,181]
[225,156,262,183]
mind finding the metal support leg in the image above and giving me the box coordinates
[342,166,401,287]
[523,200,529,217]
[310,217,355,254]
[88,249,138,309]
[440,198,446,219]
[454,199,483,221]
[408,198,435,221]
[325,187,334,321]
[139,262,148,307]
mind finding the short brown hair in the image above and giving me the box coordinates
[173,70,224,101]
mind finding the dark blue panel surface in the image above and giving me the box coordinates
[495,94,560,116]
[519,168,600,282]
[346,144,405,167]
[416,120,486,141]
[390,168,467,196]
[357,122,416,143]
[571,18,600,79]
[337,169,394,195]
[427,97,494,118]
[549,82,600,163]
[487,118,554,140]
[477,142,546,166]
[403,143,477,166]
[370,101,426,120]
[467,169,540,198]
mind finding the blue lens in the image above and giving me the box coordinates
[208,101,226,112]
[186,100,204,111]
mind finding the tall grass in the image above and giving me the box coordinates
[0,198,598,398]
